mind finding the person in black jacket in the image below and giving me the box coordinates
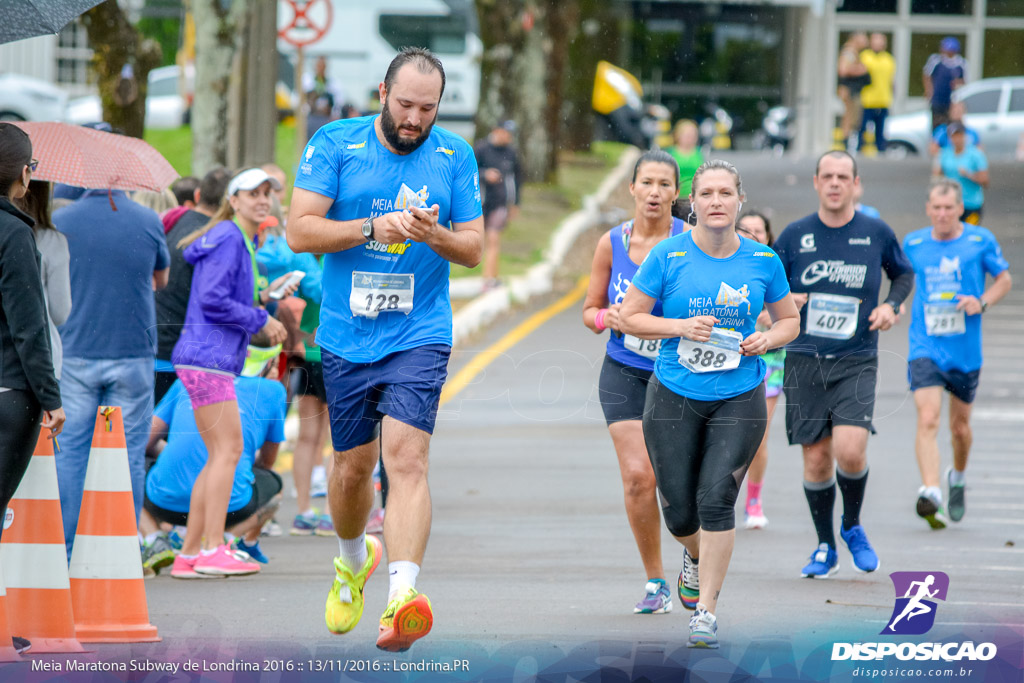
[474,120,522,289]
[0,123,65,655]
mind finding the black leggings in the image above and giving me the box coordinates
[642,378,766,536]
[0,389,43,543]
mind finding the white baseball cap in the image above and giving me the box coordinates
[227,168,283,196]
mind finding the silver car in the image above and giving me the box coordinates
[0,72,68,122]
[885,76,1024,160]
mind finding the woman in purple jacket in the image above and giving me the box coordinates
[169,168,287,578]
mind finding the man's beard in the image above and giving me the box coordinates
[380,101,435,154]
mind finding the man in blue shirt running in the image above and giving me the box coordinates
[903,178,1011,529]
[287,47,483,652]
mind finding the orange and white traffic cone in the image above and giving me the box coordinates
[69,407,159,643]
[0,561,22,662]
[0,431,86,653]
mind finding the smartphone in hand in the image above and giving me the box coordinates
[268,270,305,300]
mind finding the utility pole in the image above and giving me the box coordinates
[228,0,278,169]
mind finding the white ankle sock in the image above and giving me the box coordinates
[388,561,420,598]
[339,534,368,571]
[949,469,966,486]
[924,486,943,505]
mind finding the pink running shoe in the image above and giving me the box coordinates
[170,554,226,580]
[744,499,769,530]
[194,544,261,576]
[365,508,385,535]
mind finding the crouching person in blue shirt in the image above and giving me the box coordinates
[139,346,287,577]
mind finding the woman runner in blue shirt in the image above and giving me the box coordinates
[620,160,799,648]
[582,149,687,615]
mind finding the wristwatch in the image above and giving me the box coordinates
[361,216,375,241]
[980,300,988,313]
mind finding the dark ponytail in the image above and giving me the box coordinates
[0,123,32,197]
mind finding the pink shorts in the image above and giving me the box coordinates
[175,367,237,408]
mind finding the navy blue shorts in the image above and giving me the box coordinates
[908,357,980,404]
[321,344,451,452]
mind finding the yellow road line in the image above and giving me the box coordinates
[439,275,590,407]
[275,275,590,473]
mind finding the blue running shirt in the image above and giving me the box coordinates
[605,217,688,371]
[631,232,790,400]
[295,116,482,362]
[904,225,1008,373]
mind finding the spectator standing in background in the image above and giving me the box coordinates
[474,120,522,289]
[858,33,895,154]
[15,180,71,381]
[837,32,870,150]
[53,183,170,560]
[304,56,345,141]
[666,119,703,199]
[924,37,967,132]
[154,167,232,405]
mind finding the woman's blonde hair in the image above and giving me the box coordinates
[177,196,234,250]
[131,188,177,214]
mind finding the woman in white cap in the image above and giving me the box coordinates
[168,168,289,578]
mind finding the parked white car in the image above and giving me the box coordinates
[66,65,188,130]
[0,72,68,122]
[885,76,1024,160]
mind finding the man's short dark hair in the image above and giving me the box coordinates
[197,166,232,208]
[170,176,199,206]
[815,150,858,178]
[383,47,446,100]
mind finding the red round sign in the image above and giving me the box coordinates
[278,0,333,48]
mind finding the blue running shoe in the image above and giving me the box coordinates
[634,580,672,614]
[801,543,839,578]
[687,605,719,649]
[291,511,318,536]
[235,539,269,564]
[946,467,965,523]
[840,525,879,573]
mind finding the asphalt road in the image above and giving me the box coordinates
[12,153,1024,682]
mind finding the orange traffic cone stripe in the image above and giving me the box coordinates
[69,407,159,643]
[0,430,86,654]
[0,562,22,662]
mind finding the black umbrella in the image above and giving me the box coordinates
[0,0,105,46]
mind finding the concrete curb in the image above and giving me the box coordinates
[451,147,641,346]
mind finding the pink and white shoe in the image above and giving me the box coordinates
[170,554,226,580]
[194,544,261,576]
[744,499,769,530]
[365,508,385,535]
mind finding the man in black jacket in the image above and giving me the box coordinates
[474,120,522,289]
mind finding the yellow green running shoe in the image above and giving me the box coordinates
[375,586,433,652]
[325,535,382,634]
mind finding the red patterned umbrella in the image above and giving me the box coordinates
[12,121,179,192]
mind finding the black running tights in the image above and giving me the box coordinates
[642,378,766,536]
[0,389,43,543]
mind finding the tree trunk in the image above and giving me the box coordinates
[541,0,579,178]
[81,0,162,139]
[563,0,626,152]
[191,0,247,176]
[228,0,278,170]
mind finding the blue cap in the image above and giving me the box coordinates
[940,37,960,53]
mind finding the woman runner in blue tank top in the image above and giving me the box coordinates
[582,149,687,615]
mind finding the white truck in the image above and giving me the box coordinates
[278,0,482,140]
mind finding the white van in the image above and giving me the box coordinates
[278,0,481,140]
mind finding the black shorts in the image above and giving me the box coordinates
[598,355,653,425]
[144,466,283,528]
[783,353,878,445]
[908,357,980,404]
[293,359,328,403]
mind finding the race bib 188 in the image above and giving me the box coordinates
[350,272,414,319]
[806,293,860,340]
[624,334,661,360]
[678,328,743,374]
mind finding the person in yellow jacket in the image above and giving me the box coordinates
[859,33,895,153]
